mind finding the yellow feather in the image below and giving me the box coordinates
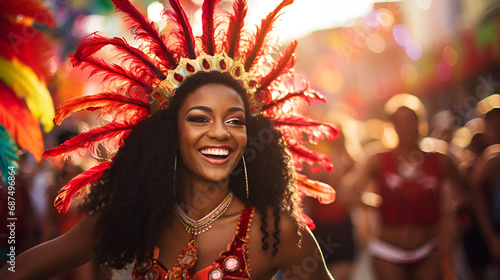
[0,57,54,132]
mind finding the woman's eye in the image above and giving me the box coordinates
[226,118,246,125]
[186,115,210,123]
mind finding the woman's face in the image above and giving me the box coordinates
[392,107,419,145]
[177,83,247,184]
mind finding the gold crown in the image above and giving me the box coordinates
[150,52,261,114]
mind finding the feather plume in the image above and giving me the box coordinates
[243,0,293,71]
[43,122,135,159]
[0,125,19,186]
[286,141,334,173]
[71,56,152,92]
[200,0,221,55]
[111,0,176,68]
[0,57,54,132]
[274,114,339,145]
[262,87,326,111]
[295,172,336,204]
[164,0,196,59]
[71,33,165,80]
[54,160,111,213]
[224,0,247,58]
[256,40,296,93]
[54,92,150,125]
[0,83,44,161]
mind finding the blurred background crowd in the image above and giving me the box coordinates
[0,0,499,279]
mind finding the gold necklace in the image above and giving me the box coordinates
[174,191,233,236]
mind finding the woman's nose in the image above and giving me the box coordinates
[207,121,230,140]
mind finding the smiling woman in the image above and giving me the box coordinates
[0,0,338,279]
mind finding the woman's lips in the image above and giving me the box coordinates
[199,146,232,164]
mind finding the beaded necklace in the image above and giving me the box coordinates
[174,191,233,236]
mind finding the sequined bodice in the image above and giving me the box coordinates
[132,206,255,280]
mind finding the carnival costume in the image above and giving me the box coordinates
[368,151,443,264]
[43,0,338,278]
[376,151,443,226]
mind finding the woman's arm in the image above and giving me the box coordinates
[0,215,98,280]
[346,153,380,208]
[272,214,333,280]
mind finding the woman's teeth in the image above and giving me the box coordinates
[200,148,230,158]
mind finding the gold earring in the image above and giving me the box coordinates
[173,155,177,197]
[242,155,248,199]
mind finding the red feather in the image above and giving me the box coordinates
[274,114,339,145]
[53,92,150,125]
[164,0,196,59]
[243,0,293,71]
[200,0,221,55]
[71,56,152,92]
[224,0,247,58]
[256,40,296,94]
[262,86,326,111]
[43,122,135,159]
[286,141,334,173]
[54,160,111,213]
[0,0,55,27]
[0,83,43,161]
[111,0,176,68]
[295,172,336,204]
[71,32,165,80]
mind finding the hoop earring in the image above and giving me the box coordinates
[173,155,177,198]
[242,155,248,199]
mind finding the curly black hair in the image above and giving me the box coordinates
[80,71,299,269]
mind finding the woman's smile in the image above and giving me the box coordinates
[199,145,232,164]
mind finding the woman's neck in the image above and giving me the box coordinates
[176,175,231,220]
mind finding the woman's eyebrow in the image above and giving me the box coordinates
[186,106,212,114]
[227,107,245,113]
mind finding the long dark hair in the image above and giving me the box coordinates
[80,71,298,268]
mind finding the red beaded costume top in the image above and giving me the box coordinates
[377,151,443,226]
[132,206,254,280]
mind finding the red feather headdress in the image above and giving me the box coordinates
[44,0,339,213]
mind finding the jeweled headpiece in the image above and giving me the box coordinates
[44,0,339,213]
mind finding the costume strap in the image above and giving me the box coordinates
[234,206,255,242]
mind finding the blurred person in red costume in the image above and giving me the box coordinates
[0,0,340,279]
[350,94,472,280]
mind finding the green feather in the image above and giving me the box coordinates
[0,125,19,185]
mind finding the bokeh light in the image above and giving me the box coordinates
[393,24,411,46]
[364,9,379,27]
[366,33,386,53]
[452,127,473,148]
[437,62,452,81]
[147,2,165,22]
[376,8,395,27]
[442,46,458,66]
[404,39,422,60]
[416,0,432,10]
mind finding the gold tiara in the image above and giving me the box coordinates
[150,52,261,114]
